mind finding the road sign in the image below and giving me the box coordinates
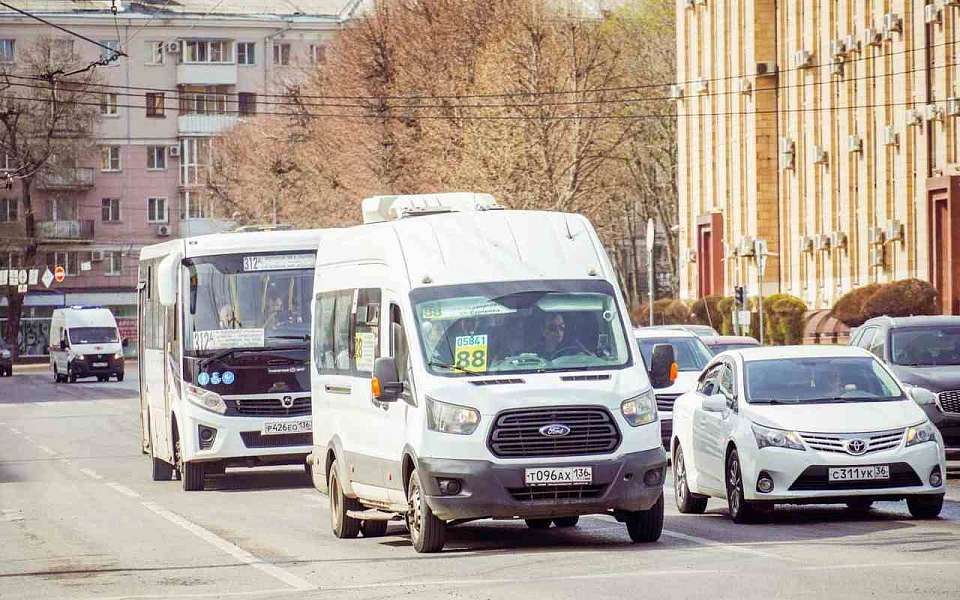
[734,310,752,326]
[0,270,6,286]
[80,261,92,272]
[54,266,65,283]
[645,218,655,252]
[42,268,54,289]
[17,284,27,293]
[17,269,27,285]
[28,269,38,285]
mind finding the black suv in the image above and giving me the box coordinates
[850,315,960,457]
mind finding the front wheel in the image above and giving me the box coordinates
[329,460,361,539]
[726,449,763,524]
[907,494,944,519]
[407,469,446,553]
[175,436,204,491]
[674,444,708,514]
[525,518,552,530]
[846,498,874,512]
[624,493,664,543]
[116,372,124,382]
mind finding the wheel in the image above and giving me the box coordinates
[360,519,389,538]
[98,376,107,382]
[68,370,77,383]
[907,494,944,519]
[673,445,708,514]
[116,372,124,382]
[725,449,763,524]
[407,469,446,553]
[553,516,579,528]
[206,462,226,476]
[53,366,61,383]
[175,436,205,491]
[525,518,552,530]
[846,498,874,512]
[329,460,361,539]
[624,492,664,543]
[151,456,173,481]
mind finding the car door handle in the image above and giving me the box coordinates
[325,384,352,395]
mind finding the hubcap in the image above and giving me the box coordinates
[331,474,341,529]
[675,451,687,503]
[408,480,422,543]
[728,457,742,515]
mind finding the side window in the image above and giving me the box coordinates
[857,327,876,350]
[313,291,339,373]
[718,364,737,408]
[868,329,886,360]
[332,290,353,371]
[313,289,362,375]
[390,304,410,388]
[353,288,381,377]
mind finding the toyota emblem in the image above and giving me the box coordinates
[845,439,867,455]
[281,396,294,408]
[539,424,571,437]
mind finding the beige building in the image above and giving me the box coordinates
[676,0,960,315]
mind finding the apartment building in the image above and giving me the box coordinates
[0,1,363,355]
[676,0,960,316]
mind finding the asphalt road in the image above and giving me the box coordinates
[2,367,960,600]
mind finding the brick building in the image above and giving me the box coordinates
[676,0,960,316]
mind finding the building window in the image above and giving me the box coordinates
[100,40,120,64]
[179,86,228,115]
[179,190,209,219]
[237,42,255,65]
[180,138,211,186]
[0,252,22,270]
[101,198,121,223]
[46,251,80,276]
[147,197,168,223]
[100,93,119,116]
[146,41,164,65]
[0,39,14,63]
[273,43,290,65]
[146,92,165,117]
[106,251,123,276]
[100,146,121,171]
[49,197,77,221]
[0,198,16,222]
[147,146,166,170]
[238,92,257,116]
[309,44,326,64]
[184,40,233,64]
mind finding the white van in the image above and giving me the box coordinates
[49,306,126,383]
[309,194,673,553]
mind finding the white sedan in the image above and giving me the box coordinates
[670,345,946,523]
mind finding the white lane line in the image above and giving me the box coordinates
[79,468,104,480]
[1,508,24,523]
[105,482,141,498]
[84,589,303,600]
[36,445,57,456]
[8,427,20,434]
[801,561,960,571]
[141,501,315,592]
[662,529,798,562]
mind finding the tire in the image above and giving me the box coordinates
[175,435,205,492]
[68,371,77,383]
[98,376,107,382]
[116,372,124,382]
[151,456,173,481]
[407,469,446,553]
[624,492,664,543]
[846,498,874,512]
[329,461,361,539]
[360,519,389,538]
[553,516,579,528]
[725,449,763,524]
[525,518,552,530]
[53,366,61,383]
[673,445,708,514]
[907,494,944,519]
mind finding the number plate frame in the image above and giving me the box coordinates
[827,465,890,482]
[524,466,593,487]
[261,419,312,436]
[92,362,108,368]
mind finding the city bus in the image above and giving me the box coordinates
[138,229,323,491]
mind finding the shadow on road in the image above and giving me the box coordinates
[203,468,312,492]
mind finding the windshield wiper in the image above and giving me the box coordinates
[198,345,305,370]
[267,334,311,342]
[428,360,484,376]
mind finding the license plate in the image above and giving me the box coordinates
[524,466,592,486]
[261,419,312,436]
[828,465,890,482]
[93,362,108,368]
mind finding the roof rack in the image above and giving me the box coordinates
[361,193,502,224]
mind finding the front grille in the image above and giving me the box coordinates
[232,397,311,417]
[788,462,922,491]
[799,428,905,455]
[83,353,111,362]
[939,390,960,414]
[239,431,311,448]
[507,484,607,502]
[470,379,525,386]
[656,394,680,412]
[487,406,621,458]
[560,374,611,382]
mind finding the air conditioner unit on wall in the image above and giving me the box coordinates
[925,4,942,25]
[738,78,753,95]
[924,103,943,121]
[687,249,697,263]
[830,39,846,59]
[693,79,708,94]
[800,236,814,254]
[90,250,105,262]
[830,61,844,77]
[669,84,684,100]
[886,219,904,243]
[814,234,831,252]
[848,135,863,153]
[948,97,960,116]
[883,13,903,39]
[883,125,899,147]
[755,62,777,77]
[868,227,885,245]
[865,28,883,47]
[156,224,171,237]
[843,35,861,54]
[870,247,885,268]
[166,41,180,53]
[738,237,756,257]
[906,109,923,127]
[813,146,828,164]
[168,145,180,157]
[830,231,848,250]
[794,50,814,69]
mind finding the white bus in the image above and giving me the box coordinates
[138,229,323,491]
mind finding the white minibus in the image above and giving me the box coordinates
[49,306,126,383]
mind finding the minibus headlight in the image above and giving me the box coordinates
[185,384,227,415]
[113,351,123,360]
[905,422,938,447]
[426,396,480,435]
[621,390,657,427]
[752,423,805,451]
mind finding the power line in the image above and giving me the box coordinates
[0,1,127,59]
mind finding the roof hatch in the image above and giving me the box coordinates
[361,193,502,224]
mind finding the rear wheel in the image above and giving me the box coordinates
[329,461,361,539]
[360,519,389,538]
[907,494,944,519]
[52,366,60,383]
[726,449,763,524]
[673,445,708,514]
[624,493,664,543]
[116,372,124,382]
[98,376,107,382]
[525,518,552,530]
[407,469,446,553]
[68,369,77,383]
[553,516,579,528]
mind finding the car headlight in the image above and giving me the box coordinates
[113,351,123,360]
[69,350,84,361]
[426,396,480,435]
[752,423,805,451]
[0,350,10,358]
[185,384,227,415]
[905,421,938,447]
[621,390,657,427]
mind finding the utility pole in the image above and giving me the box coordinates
[646,218,655,327]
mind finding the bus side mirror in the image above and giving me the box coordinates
[372,357,403,402]
[649,343,677,389]
[59,339,67,351]
[157,253,180,307]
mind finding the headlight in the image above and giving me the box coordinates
[905,421,938,447]
[621,390,657,427]
[113,351,123,360]
[752,423,805,451]
[185,384,227,415]
[426,396,480,435]
[0,350,10,358]
[69,350,84,361]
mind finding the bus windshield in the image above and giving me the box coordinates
[183,252,315,354]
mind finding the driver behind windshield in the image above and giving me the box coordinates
[537,314,566,358]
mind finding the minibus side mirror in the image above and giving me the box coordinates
[649,343,677,389]
[59,338,67,351]
[372,357,403,402]
[122,338,129,349]
[157,253,181,307]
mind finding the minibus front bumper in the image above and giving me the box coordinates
[416,447,667,521]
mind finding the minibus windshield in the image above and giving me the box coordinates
[69,327,118,344]
[183,252,315,354]
[412,279,632,376]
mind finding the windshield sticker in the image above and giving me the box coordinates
[197,372,210,386]
[192,328,265,351]
[210,372,222,385]
[455,334,488,372]
[222,371,235,385]
[419,298,514,321]
[355,332,376,372]
[242,254,314,272]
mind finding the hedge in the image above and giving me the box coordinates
[634,299,690,326]
[862,279,939,320]
[690,295,724,332]
[764,294,807,345]
[831,284,882,327]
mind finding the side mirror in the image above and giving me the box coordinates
[59,338,67,351]
[908,386,937,407]
[157,252,181,307]
[122,338,129,349]
[702,394,728,413]
[372,357,403,402]
[649,343,677,389]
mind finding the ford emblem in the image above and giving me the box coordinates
[539,424,571,437]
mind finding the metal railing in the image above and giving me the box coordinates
[36,167,95,190]
[36,220,95,240]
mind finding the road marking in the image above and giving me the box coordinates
[36,445,57,456]
[141,501,315,592]
[105,483,140,498]
[662,529,798,562]
[801,561,960,571]
[8,427,20,434]
[1,509,24,523]
[79,468,104,480]
[85,589,302,600]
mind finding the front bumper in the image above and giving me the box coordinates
[740,440,945,502]
[69,358,123,377]
[416,446,667,521]
[179,402,311,464]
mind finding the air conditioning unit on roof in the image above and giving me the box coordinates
[362,193,502,224]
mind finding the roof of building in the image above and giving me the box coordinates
[0,1,366,20]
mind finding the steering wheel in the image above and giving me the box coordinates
[552,341,597,358]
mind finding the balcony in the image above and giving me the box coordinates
[36,220,95,242]
[35,167,95,191]
[177,63,238,86]
[178,114,239,136]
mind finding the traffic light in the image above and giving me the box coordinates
[734,286,745,308]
